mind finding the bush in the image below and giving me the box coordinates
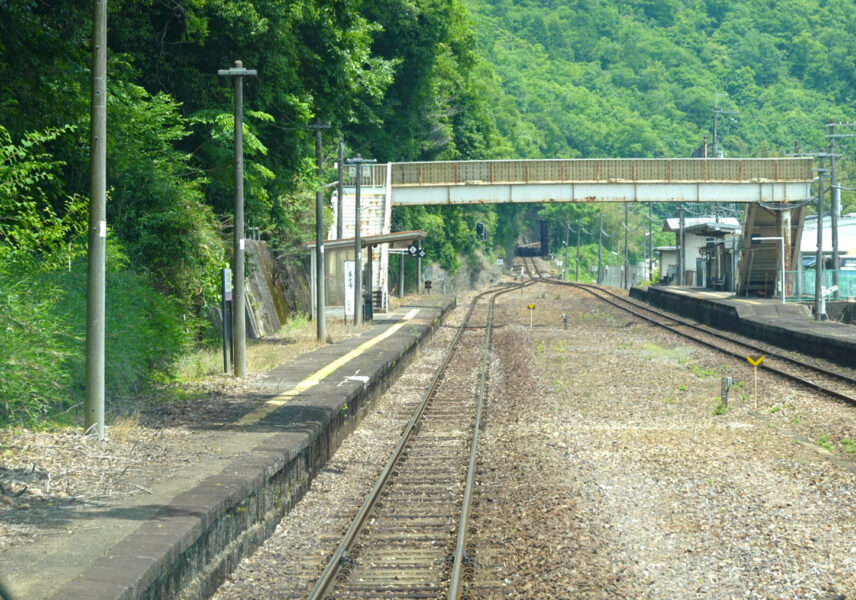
[0,248,191,428]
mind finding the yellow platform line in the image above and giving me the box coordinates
[236,308,421,427]
[733,299,760,305]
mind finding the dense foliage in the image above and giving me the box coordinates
[463,0,856,275]
[4,0,856,425]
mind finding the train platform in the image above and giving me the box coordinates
[630,285,856,368]
[7,296,455,600]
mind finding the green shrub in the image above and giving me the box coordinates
[0,247,191,428]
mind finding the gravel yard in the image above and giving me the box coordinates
[483,284,856,599]
[4,279,856,599]
[215,282,856,599]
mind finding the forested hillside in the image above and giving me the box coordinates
[463,0,856,265]
[2,0,855,426]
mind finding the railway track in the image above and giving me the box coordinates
[521,256,856,407]
[306,284,516,599]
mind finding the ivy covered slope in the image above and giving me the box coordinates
[463,0,856,269]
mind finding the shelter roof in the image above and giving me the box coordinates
[305,229,426,250]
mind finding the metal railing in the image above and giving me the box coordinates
[390,158,814,186]
[784,269,856,301]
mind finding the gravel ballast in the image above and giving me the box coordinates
[213,281,856,598]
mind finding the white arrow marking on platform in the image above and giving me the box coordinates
[338,370,370,386]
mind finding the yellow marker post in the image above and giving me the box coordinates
[527,303,535,328]
[746,355,764,409]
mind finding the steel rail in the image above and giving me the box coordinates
[307,282,520,599]
[527,267,856,407]
[568,280,856,406]
[447,288,501,599]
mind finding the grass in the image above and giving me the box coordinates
[840,438,856,454]
[175,316,371,383]
[691,364,719,378]
[769,405,782,414]
[109,414,142,442]
[816,433,835,452]
[712,397,728,415]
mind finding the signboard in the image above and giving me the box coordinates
[344,260,355,318]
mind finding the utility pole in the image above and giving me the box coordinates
[678,204,686,286]
[307,120,331,342]
[816,156,826,321]
[597,213,603,284]
[826,121,856,300]
[347,156,375,325]
[623,203,630,289]
[337,138,344,240]
[713,93,737,158]
[563,221,569,281]
[218,60,256,376]
[648,203,654,282]
[596,213,609,285]
[85,0,107,439]
[575,217,583,282]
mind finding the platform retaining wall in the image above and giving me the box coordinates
[637,286,856,369]
[52,300,455,600]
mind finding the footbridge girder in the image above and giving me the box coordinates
[384,158,813,206]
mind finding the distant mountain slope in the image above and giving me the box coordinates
[463,0,856,160]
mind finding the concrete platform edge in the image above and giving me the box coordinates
[49,297,456,600]
[634,286,856,368]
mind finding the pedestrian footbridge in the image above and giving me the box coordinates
[385,158,813,205]
[325,157,815,311]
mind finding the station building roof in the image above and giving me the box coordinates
[662,217,740,237]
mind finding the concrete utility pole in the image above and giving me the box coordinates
[713,93,737,159]
[648,203,654,281]
[816,157,826,321]
[218,60,256,376]
[417,241,423,294]
[826,121,856,300]
[563,221,570,281]
[347,156,375,325]
[623,203,630,289]
[575,217,584,282]
[307,120,331,342]
[85,0,107,440]
[597,213,604,284]
[337,138,344,240]
[678,205,686,286]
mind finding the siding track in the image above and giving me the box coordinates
[521,256,856,407]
